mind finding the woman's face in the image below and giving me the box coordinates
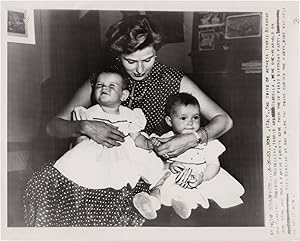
[120,46,156,81]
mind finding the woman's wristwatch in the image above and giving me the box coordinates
[193,131,202,145]
[193,128,208,146]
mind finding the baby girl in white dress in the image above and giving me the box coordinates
[54,71,165,190]
[133,93,245,219]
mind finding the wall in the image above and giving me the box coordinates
[157,12,193,73]
[7,11,44,171]
[99,10,122,46]
[7,10,103,171]
[7,11,43,143]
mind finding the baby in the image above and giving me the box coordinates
[133,93,245,219]
[54,70,166,190]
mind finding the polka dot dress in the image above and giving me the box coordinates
[23,60,183,227]
[24,165,149,227]
[122,61,183,135]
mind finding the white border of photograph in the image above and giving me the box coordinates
[1,1,299,241]
[5,8,35,45]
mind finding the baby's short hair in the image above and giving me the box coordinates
[90,68,128,90]
[165,92,200,116]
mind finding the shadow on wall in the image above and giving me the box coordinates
[7,76,78,227]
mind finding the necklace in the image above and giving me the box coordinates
[128,81,148,108]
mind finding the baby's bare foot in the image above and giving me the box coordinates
[171,199,192,219]
[133,192,158,220]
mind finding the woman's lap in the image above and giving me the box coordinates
[23,165,149,227]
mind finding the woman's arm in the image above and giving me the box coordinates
[46,80,125,148]
[46,80,92,137]
[156,75,233,157]
[180,75,233,139]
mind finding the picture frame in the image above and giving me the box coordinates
[197,12,226,29]
[225,13,262,39]
[198,29,215,51]
[6,8,35,44]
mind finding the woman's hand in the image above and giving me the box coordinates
[187,171,204,188]
[80,120,125,148]
[156,133,196,158]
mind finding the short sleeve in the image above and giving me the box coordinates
[128,108,147,133]
[204,140,226,160]
[72,106,88,120]
[150,131,174,139]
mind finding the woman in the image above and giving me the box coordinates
[24,14,232,227]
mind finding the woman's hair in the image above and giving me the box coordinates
[90,69,129,90]
[106,14,162,56]
[165,93,200,116]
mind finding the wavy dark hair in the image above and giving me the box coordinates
[106,14,162,56]
[165,93,200,116]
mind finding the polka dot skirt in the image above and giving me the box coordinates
[23,165,150,227]
[23,61,182,227]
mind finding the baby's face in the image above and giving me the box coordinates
[93,73,125,106]
[170,104,201,134]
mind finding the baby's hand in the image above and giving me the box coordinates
[175,169,204,189]
[150,137,161,147]
[145,137,161,151]
[169,161,185,174]
[187,171,204,188]
[149,137,161,152]
[175,168,192,189]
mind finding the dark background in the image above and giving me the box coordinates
[7,10,264,227]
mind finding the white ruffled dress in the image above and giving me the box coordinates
[158,131,245,209]
[54,105,164,190]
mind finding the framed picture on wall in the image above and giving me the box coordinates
[198,29,215,51]
[198,12,226,28]
[6,8,35,44]
[225,13,262,39]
